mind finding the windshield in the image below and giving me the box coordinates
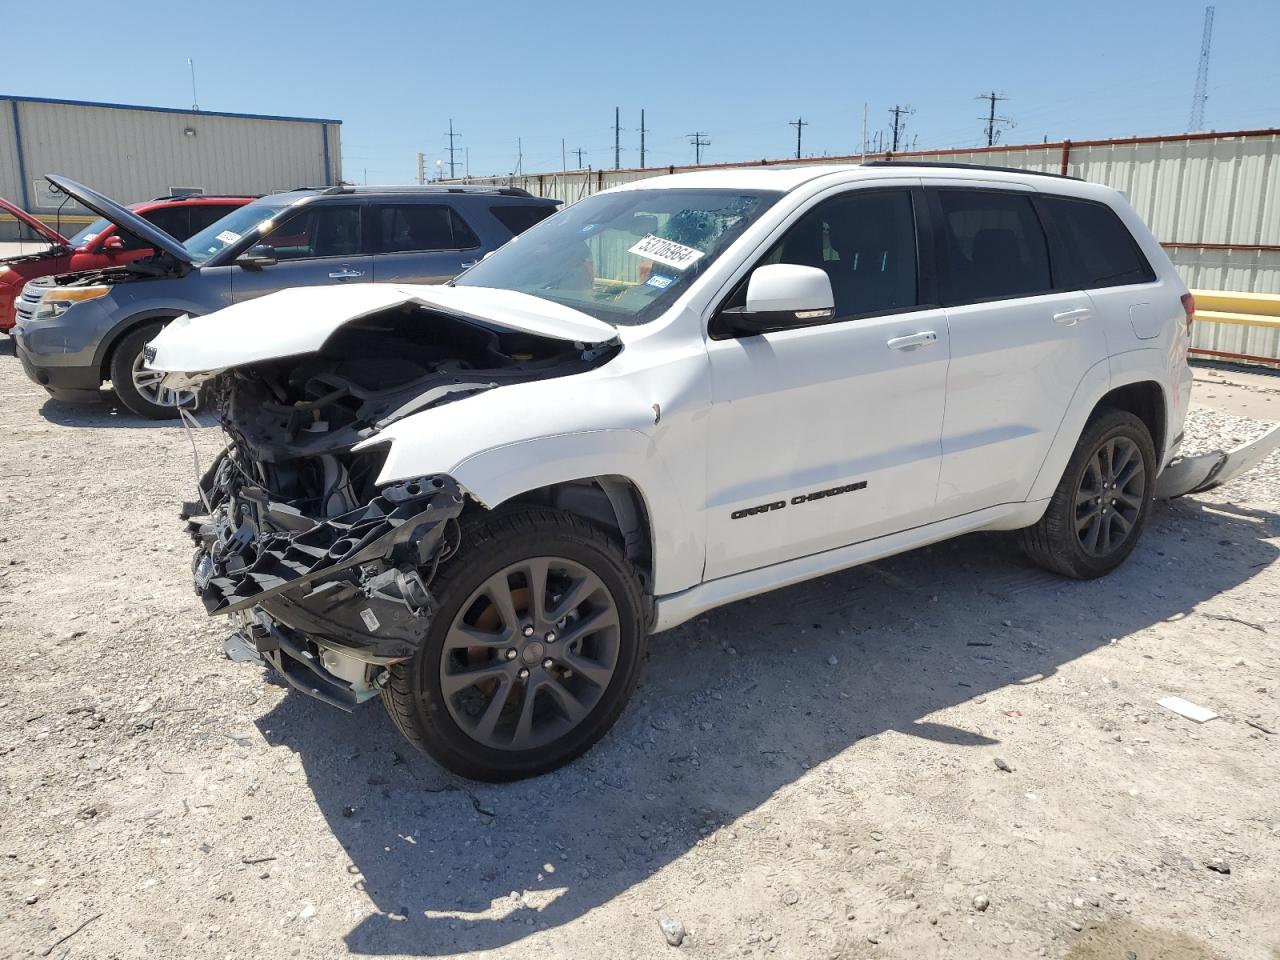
[69,217,110,247]
[182,200,294,264]
[455,188,781,325]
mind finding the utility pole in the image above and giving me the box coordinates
[687,132,710,165]
[573,147,587,169]
[789,116,808,159]
[515,137,523,176]
[1188,5,1215,131]
[562,138,567,173]
[613,106,622,169]
[639,109,648,168]
[186,58,199,111]
[416,152,425,185]
[888,105,914,153]
[976,91,1014,146]
[445,119,460,179]
[861,103,867,163]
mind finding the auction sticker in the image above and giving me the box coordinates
[215,230,241,245]
[628,234,705,271]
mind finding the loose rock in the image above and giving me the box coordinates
[658,915,686,947]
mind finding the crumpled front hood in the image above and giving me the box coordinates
[147,283,619,377]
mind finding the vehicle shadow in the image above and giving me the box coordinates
[254,494,1278,956]
[35,395,219,429]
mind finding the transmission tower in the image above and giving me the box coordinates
[687,132,710,165]
[444,119,460,179]
[976,91,1015,146]
[888,105,914,153]
[1188,5,1215,131]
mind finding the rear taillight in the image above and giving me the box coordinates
[1181,292,1196,336]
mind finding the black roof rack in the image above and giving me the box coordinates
[279,184,544,198]
[862,160,1082,181]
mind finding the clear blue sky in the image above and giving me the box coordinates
[3,0,1276,182]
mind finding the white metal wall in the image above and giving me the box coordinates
[1,98,341,213]
[451,130,1280,294]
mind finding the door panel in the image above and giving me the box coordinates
[368,203,483,283]
[704,310,951,580]
[230,203,371,302]
[930,187,1107,514]
[703,186,948,581]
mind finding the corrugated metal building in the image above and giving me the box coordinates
[446,128,1280,297]
[0,94,341,238]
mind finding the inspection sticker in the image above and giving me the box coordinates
[628,234,705,271]
[215,230,241,245]
[645,273,676,289]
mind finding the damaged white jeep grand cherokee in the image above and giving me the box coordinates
[148,161,1259,782]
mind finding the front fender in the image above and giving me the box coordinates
[357,372,706,595]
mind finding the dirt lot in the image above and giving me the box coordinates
[0,344,1277,960]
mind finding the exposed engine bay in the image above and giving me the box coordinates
[182,302,618,708]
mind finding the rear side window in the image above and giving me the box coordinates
[935,189,1052,305]
[1038,196,1155,289]
[188,204,242,234]
[373,204,480,253]
[142,206,191,241]
[489,203,555,236]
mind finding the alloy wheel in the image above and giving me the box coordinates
[439,557,621,751]
[130,350,196,410]
[1074,436,1146,557]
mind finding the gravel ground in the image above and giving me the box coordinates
[1,342,1277,960]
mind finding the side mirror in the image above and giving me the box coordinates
[718,263,835,337]
[102,235,126,253]
[235,243,277,270]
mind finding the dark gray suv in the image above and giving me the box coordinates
[13,176,559,418]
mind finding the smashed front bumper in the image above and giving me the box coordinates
[186,454,465,708]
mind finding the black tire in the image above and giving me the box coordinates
[109,322,182,420]
[1020,408,1156,579]
[382,507,647,782]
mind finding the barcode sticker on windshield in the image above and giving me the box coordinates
[215,230,240,245]
[628,234,705,271]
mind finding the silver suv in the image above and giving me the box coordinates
[13,175,558,418]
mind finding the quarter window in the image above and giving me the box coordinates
[373,204,480,253]
[935,189,1052,304]
[489,204,555,236]
[1038,196,1155,289]
[765,189,919,319]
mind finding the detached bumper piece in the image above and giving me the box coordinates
[1155,423,1280,499]
[226,613,368,712]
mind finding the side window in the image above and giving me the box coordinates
[373,204,480,253]
[188,204,241,235]
[764,189,919,319]
[1038,196,1156,289]
[259,204,361,260]
[141,206,191,240]
[935,189,1052,304]
[489,203,555,236]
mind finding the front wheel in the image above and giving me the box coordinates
[1020,408,1156,579]
[109,322,196,419]
[381,508,647,781]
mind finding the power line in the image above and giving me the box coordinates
[888,105,914,153]
[975,91,1015,146]
[789,116,808,159]
[1188,5,1215,131]
[687,131,710,165]
[444,119,460,179]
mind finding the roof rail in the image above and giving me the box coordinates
[862,160,1082,181]
[276,184,553,200]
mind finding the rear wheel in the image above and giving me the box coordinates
[109,322,195,419]
[1020,408,1155,578]
[381,508,647,781]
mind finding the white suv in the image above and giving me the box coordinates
[151,161,1198,780]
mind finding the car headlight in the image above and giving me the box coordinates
[31,285,111,320]
[0,265,11,275]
